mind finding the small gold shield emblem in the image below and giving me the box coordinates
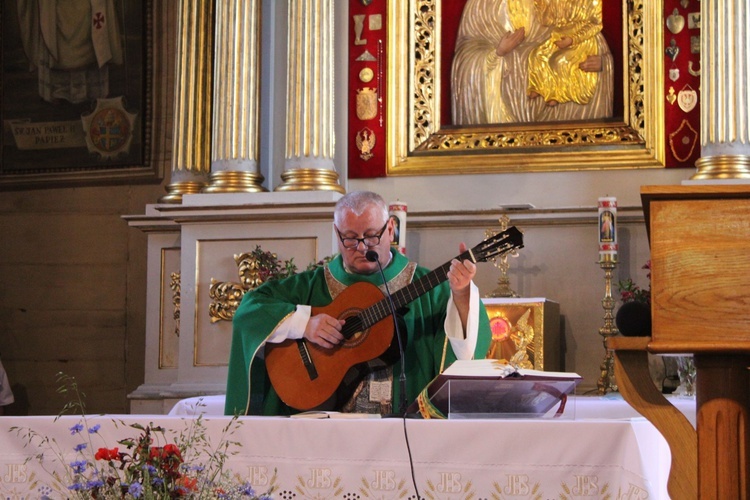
[677,86,698,113]
[356,88,378,121]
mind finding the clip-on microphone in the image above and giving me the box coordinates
[366,250,408,416]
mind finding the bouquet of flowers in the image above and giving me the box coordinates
[615,260,652,336]
[616,260,651,304]
[11,373,274,499]
[247,246,298,284]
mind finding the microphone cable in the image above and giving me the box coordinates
[365,250,407,415]
[365,250,421,499]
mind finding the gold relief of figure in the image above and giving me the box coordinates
[527,0,603,107]
[451,0,613,125]
[486,308,534,369]
[508,309,534,369]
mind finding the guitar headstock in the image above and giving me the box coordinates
[470,226,524,263]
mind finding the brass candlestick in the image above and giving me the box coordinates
[597,254,619,394]
[485,215,521,298]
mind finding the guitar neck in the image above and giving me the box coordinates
[354,251,470,332]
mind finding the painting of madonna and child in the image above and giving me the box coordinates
[445,0,623,127]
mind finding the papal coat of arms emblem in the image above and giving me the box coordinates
[81,96,137,159]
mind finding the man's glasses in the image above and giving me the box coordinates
[335,220,388,249]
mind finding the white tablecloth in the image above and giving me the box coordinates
[0,395,697,499]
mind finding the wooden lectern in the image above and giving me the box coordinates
[609,185,750,499]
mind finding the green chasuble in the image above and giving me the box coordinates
[224,250,492,416]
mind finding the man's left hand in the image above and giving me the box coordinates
[447,242,475,296]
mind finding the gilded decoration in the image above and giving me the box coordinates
[486,308,534,369]
[169,272,181,337]
[485,215,521,298]
[386,0,664,174]
[209,247,297,323]
[482,298,561,371]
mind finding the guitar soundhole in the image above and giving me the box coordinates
[340,307,369,348]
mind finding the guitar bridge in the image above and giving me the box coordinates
[297,340,318,381]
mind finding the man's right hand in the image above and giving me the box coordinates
[304,314,345,349]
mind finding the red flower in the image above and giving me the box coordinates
[159,444,183,475]
[95,447,120,461]
[148,446,162,462]
[176,475,198,493]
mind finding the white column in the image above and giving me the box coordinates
[204,0,267,193]
[161,0,214,202]
[276,0,344,193]
[693,0,750,179]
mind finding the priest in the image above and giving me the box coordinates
[225,191,491,416]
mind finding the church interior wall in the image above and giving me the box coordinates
[0,168,688,415]
[0,0,696,415]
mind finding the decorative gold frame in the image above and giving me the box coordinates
[386,0,664,175]
[0,0,168,188]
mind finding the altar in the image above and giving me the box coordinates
[0,395,695,499]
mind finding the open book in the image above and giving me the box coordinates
[441,359,581,379]
[410,359,581,419]
[290,411,382,419]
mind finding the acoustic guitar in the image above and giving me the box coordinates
[264,226,524,410]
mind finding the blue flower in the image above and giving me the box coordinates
[186,463,205,473]
[67,482,86,491]
[86,479,105,489]
[69,423,84,435]
[74,443,87,452]
[142,464,157,476]
[88,424,101,434]
[128,482,143,498]
[239,483,256,496]
[69,460,87,474]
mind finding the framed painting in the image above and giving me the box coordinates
[0,0,165,188]
[385,0,665,175]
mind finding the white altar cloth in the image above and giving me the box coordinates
[0,401,694,499]
[168,393,697,425]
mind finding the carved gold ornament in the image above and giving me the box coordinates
[353,14,367,45]
[209,249,296,323]
[665,39,680,61]
[170,272,181,337]
[356,127,376,160]
[688,12,701,30]
[667,87,677,105]
[358,67,374,83]
[356,87,378,120]
[677,85,698,113]
[486,307,534,369]
[355,49,377,61]
[208,279,247,323]
[690,35,700,54]
[688,60,701,77]
[666,8,685,34]
[669,119,698,162]
[485,215,521,298]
